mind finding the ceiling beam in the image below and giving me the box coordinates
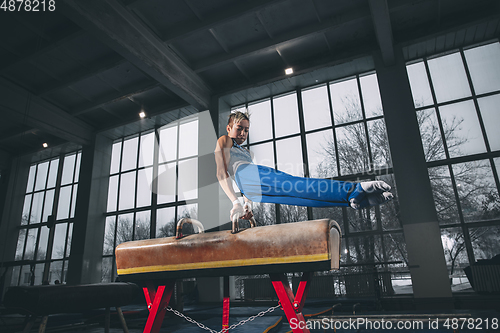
[233,61,251,81]
[161,0,287,44]
[0,126,37,143]
[369,0,395,66]
[60,0,211,111]
[15,15,53,41]
[97,100,190,132]
[308,0,322,23]
[192,6,371,73]
[38,55,126,96]
[215,42,376,96]
[183,0,203,20]
[255,11,273,38]
[70,81,160,116]
[397,12,500,48]
[0,27,84,75]
[0,78,94,146]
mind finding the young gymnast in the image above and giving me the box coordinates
[215,111,393,221]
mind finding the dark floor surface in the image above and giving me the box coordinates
[1,299,499,333]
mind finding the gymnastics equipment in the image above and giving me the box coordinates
[115,217,341,333]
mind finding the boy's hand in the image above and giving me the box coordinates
[230,201,244,221]
[230,200,253,221]
[242,201,253,220]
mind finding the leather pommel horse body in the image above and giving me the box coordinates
[116,219,341,333]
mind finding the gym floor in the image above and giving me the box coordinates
[2,299,500,333]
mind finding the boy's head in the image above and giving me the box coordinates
[227,110,250,128]
[227,110,250,144]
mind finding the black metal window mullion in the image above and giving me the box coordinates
[269,96,281,225]
[422,53,482,267]
[489,158,500,203]
[132,135,141,241]
[458,48,492,265]
[16,165,37,285]
[31,159,54,282]
[423,57,469,233]
[325,81,352,239]
[61,224,70,281]
[41,154,66,283]
[174,122,181,221]
[326,83,341,179]
[66,156,76,222]
[111,138,125,280]
[423,58,451,161]
[151,128,160,238]
[63,153,79,279]
[357,74,374,170]
[296,88,313,221]
[32,192,43,265]
[23,166,38,269]
[459,48,492,154]
[13,152,81,286]
[379,221,388,266]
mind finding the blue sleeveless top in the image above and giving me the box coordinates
[228,138,253,176]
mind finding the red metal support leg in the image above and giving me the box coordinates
[270,273,312,333]
[222,276,230,332]
[293,272,311,312]
[142,280,175,333]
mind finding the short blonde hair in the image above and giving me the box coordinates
[228,110,250,127]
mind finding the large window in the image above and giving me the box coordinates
[407,42,500,289]
[103,117,199,282]
[12,151,81,286]
[231,72,406,296]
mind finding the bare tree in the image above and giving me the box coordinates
[279,205,308,224]
[157,206,198,238]
[104,215,151,253]
[442,228,488,275]
[251,202,276,226]
[320,96,395,267]
[316,95,500,276]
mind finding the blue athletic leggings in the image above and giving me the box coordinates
[234,164,365,207]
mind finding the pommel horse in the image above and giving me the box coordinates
[115,217,341,333]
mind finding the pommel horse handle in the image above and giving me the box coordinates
[175,218,205,239]
[231,213,256,234]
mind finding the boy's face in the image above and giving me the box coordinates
[227,119,249,145]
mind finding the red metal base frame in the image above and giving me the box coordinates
[271,272,311,333]
[141,273,311,333]
[143,280,175,333]
[142,278,231,333]
[222,296,230,332]
[222,276,230,332]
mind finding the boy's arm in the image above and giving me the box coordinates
[215,136,253,220]
[215,136,239,203]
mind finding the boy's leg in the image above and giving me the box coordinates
[235,164,354,206]
[235,164,393,208]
